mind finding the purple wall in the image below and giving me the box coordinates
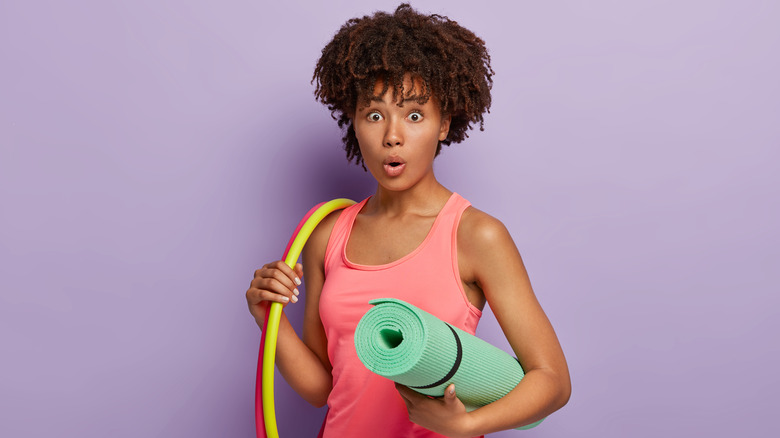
[2,0,778,436]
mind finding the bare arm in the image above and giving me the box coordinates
[462,209,570,433]
[397,208,571,436]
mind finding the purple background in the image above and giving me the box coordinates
[2,0,778,436]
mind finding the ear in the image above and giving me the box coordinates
[438,113,451,141]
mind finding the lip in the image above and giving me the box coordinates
[383,155,407,177]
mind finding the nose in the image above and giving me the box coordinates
[384,118,403,147]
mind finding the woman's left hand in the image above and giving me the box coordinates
[395,383,475,438]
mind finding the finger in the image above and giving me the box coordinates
[444,383,457,404]
[395,383,428,403]
[257,261,302,291]
[249,276,296,304]
[395,383,411,399]
[394,383,415,408]
[294,263,304,279]
[247,287,291,305]
[252,266,300,300]
[270,260,303,289]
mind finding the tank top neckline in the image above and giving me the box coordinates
[342,192,460,271]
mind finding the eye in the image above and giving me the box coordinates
[408,111,423,122]
[367,111,383,122]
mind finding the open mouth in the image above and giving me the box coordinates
[383,157,406,177]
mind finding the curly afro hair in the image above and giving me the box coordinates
[312,3,494,167]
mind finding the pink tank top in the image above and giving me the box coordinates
[319,192,483,437]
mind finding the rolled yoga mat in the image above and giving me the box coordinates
[354,298,544,430]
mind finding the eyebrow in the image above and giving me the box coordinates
[368,96,423,103]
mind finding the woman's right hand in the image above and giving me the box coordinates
[246,261,303,326]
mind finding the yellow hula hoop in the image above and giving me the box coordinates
[262,198,356,438]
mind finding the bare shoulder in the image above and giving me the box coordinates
[457,205,526,290]
[302,208,346,271]
[458,206,517,253]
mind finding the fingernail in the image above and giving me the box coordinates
[294,277,301,286]
[291,295,298,303]
[449,386,455,395]
[281,296,290,302]
[293,288,299,296]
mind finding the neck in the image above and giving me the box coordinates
[368,175,452,216]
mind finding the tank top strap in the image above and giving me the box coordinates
[444,192,472,226]
[324,197,369,275]
[416,192,471,271]
[450,193,472,247]
[424,192,471,251]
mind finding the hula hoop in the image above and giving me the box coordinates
[255,198,356,438]
[255,201,324,438]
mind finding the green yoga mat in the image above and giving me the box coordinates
[354,298,544,430]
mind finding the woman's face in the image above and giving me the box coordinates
[353,75,451,193]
